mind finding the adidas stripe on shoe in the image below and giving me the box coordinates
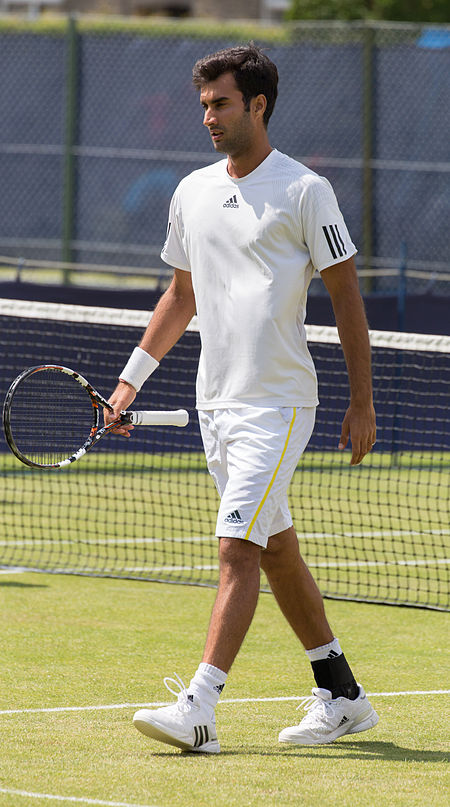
[278,684,379,745]
[133,673,220,754]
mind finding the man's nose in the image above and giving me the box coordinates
[203,108,217,127]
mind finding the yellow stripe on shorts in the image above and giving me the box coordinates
[245,407,297,541]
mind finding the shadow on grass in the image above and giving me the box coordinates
[148,740,448,763]
[277,740,448,763]
[0,581,48,588]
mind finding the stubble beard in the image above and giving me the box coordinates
[211,112,253,159]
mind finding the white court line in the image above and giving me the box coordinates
[1,557,449,576]
[0,567,30,574]
[0,537,213,547]
[0,789,157,807]
[0,690,448,717]
[89,558,450,574]
[1,528,449,548]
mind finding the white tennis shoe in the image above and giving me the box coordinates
[133,674,220,754]
[278,684,379,745]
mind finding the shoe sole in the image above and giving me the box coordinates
[133,714,221,754]
[279,707,379,746]
[346,709,379,736]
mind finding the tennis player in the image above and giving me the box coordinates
[107,44,379,752]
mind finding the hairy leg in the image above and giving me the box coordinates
[202,537,261,673]
[260,526,333,650]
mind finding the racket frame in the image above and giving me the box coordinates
[2,364,187,470]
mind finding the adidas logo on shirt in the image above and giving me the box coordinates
[224,509,244,524]
[223,194,239,208]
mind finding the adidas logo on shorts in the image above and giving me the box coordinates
[223,194,239,208]
[224,510,244,524]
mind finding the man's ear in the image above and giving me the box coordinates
[252,93,267,121]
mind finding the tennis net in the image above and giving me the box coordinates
[1,298,448,611]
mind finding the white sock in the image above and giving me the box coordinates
[305,637,343,662]
[188,663,228,711]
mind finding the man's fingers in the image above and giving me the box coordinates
[103,403,135,438]
[350,446,364,465]
[339,404,376,465]
[350,436,363,465]
[338,418,350,451]
[350,436,377,466]
[112,426,133,438]
[108,418,134,437]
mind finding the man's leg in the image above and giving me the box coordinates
[260,525,333,649]
[261,525,357,694]
[202,537,262,672]
[261,526,378,744]
[132,537,261,753]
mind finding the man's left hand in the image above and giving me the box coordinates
[338,402,376,465]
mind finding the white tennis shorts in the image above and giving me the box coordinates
[198,406,316,548]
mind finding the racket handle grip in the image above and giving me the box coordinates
[127,409,189,427]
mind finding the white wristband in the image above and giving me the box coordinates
[119,346,159,392]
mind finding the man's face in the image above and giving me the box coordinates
[200,72,256,157]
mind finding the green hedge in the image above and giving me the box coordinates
[0,14,291,41]
[0,15,433,45]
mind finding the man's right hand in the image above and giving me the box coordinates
[104,380,137,437]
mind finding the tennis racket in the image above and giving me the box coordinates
[2,364,189,469]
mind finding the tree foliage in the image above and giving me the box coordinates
[286,0,450,23]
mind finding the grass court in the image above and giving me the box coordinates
[0,448,448,805]
[0,570,448,807]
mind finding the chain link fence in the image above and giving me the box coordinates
[0,18,449,295]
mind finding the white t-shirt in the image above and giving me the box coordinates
[161,148,356,410]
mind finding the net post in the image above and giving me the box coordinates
[62,14,79,283]
[362,23,374,294]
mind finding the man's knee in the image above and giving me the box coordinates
[261,526,300,574]
[218,537,261,573]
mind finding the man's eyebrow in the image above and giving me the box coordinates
[200,96,229,107]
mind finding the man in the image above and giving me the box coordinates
[107,44,378,753]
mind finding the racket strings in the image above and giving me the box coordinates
[8,370,95,465]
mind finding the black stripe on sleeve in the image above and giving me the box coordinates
[322,225,337,259]
[333,224,347,256]
[330,225,344,257]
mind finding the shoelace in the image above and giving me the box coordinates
[296,692,335,724]
[163,673,193,712]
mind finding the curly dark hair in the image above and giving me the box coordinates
[192,43,278,128]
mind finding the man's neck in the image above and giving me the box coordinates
[226,140,273,179]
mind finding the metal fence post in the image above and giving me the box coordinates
[397,240,408,331]
[62,14,79,282]
[362,23,374,293]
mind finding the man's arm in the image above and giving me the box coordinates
[138,267,196,361]
[320,257,376,465]
[106,268,196,433]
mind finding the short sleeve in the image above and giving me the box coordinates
[160,187,191,271]
[301,177,357,273]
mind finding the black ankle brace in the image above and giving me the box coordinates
[310,653,359,700]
